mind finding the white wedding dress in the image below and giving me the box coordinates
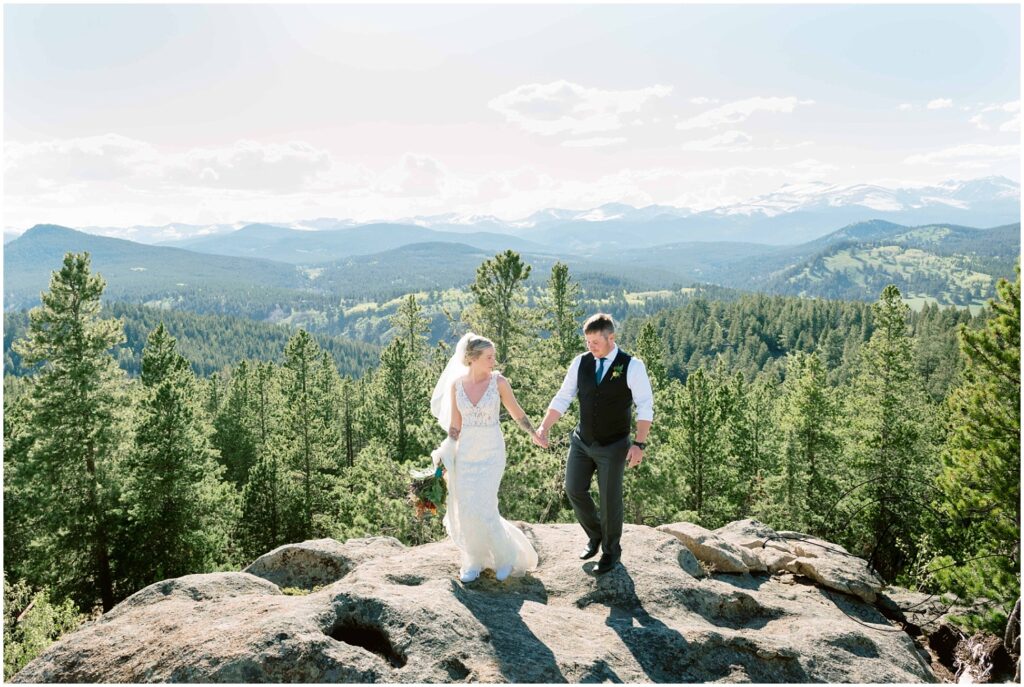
[444,372,539,577]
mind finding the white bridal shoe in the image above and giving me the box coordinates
[459,567,481,583]
[495,565,513,582]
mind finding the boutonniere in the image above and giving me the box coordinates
[610,364,625,380]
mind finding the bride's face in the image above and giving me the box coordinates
[471,346,496,373]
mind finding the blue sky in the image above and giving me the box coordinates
[3,4,1020,230]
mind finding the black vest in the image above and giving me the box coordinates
[577,349,632,446]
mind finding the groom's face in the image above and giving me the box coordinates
[586,331,615,359]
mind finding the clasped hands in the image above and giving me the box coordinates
[531,425,550,449]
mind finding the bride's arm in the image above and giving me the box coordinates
[497,376,540,438]
[449,382,462,440]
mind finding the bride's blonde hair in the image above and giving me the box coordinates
[463,335,495,366]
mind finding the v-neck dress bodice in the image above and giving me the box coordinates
[456,374,501,427]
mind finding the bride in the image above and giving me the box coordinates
[430,333,540,583]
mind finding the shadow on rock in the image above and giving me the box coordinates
[452,575,567,683]
[597,567,696,682]
[596,566,811,683]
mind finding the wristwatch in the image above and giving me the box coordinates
[632,440,646,450]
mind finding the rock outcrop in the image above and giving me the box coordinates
[658,518,885,603]
[14,522,937,683]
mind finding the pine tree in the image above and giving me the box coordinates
[635,320,668,387]
[468,250,531,363]
[333,439,428,544]
[3,574,83,680]
[11,253,128,611]
[772,352,843,533]
[622,376,686,526]
[3,379,35,586]
[212,360,258,487]
[252,361,277,448]
[542,262,583,367]
[280,330,336,537]
[846,285,936,579]
[314,350,345,476]
[374,338,418,461]
[120,324,239,589]
[725,372,779,520]
[392,294,430,359]
[670,367,731,525]
[933,265,1020,629]
[339,375,362,468]
[237,435,301,560]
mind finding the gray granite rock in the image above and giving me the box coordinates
[244,536,406,590]
[786,555,884,604]
[104,572,281,620]
[13,523,935,683]
[657,522,766,573]
[714,519,779,549]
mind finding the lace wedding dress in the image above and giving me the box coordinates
[444,372,538,578]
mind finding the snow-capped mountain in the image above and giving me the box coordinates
[14,176,1018,246]
[708,176,1020,218]
[74,221,256,245]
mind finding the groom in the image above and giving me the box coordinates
[535,313,654,574]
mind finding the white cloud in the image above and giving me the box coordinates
[167,140,332,191]
[676,96,814,130]
[689,97,720,105]
[374,153,451,197]
[1000,114,1021,132]
[680,131,814,153]
[561,137,628,148]
[926,98,953,110]
[897,103,914,111]
[4,134,161,193]
[681,130,754,152]
[488,80,672,136]
[981,100,1020,113]
[4,135,357,195]
[904,143,1019,167]
[967,100,1020,132]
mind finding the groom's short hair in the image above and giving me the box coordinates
[583,313,615,335]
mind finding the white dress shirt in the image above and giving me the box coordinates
[548,345,655,422]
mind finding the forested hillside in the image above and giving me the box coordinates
[5,222,1017,339]
[3,249,1019,679]
[4,303,379,379]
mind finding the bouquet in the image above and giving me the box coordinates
[409,464,447,517]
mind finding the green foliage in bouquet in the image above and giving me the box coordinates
[410,465,447,516]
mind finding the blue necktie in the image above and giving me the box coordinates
[596,357,605,384]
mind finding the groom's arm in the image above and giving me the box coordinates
[626,358,654,467]
[537,355,582,444]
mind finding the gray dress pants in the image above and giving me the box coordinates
[564,429,630,557]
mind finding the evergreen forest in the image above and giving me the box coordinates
[3,249,1019,679]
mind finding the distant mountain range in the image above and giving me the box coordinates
[159,223,553,265]
[4,218,1018,315]
[7,175,1017,248]
[3,224,305,311]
